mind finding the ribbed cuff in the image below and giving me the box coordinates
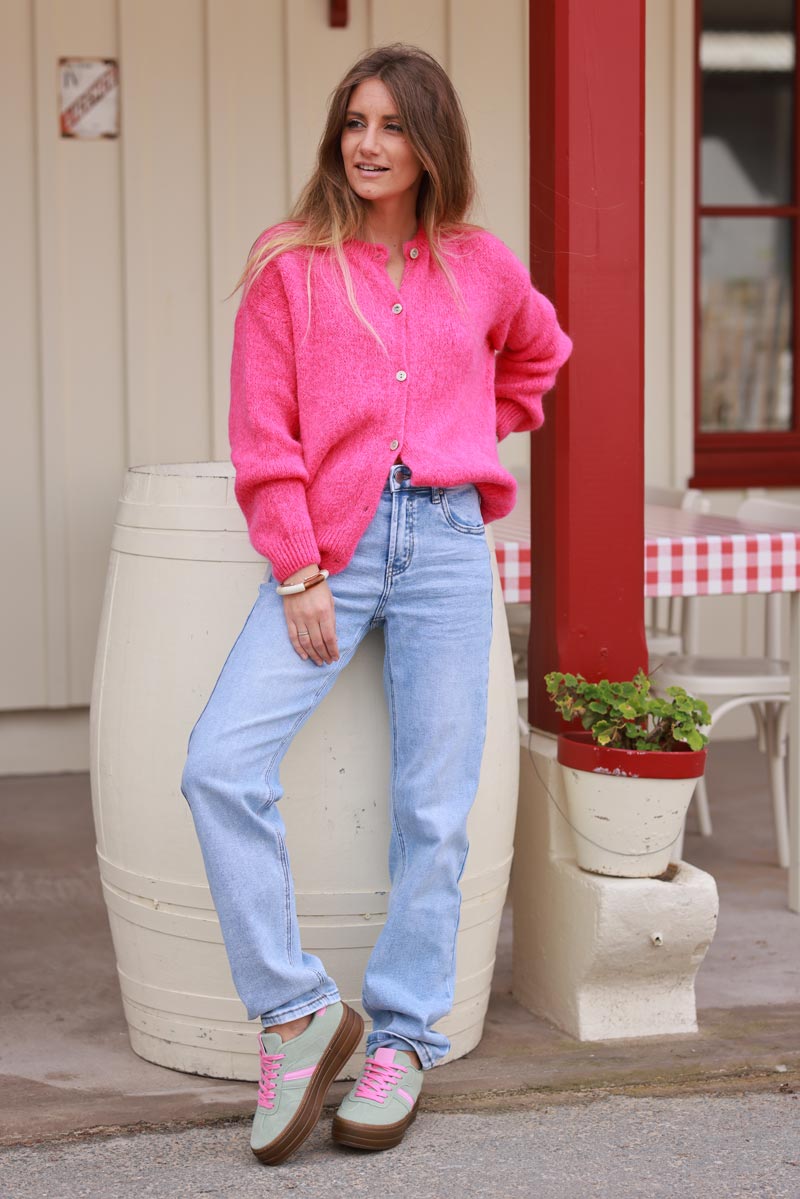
[495,398,522,442]
[266,530,322,584]
[495,396,544,442]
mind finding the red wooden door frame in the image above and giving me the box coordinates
[528,0,649,732]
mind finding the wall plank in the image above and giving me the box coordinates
[645,0,675,489]
[285,0,369,202]
[370,0,447,56]
[450,0,530,477]
[449,0,528,261]
[48,0,126,702]
[206,0,287,458]
[0,0,47,709]
[119,0,212,466]
[671,0,696,493]
[31,0,71,706]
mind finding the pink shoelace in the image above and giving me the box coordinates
[257,1041,285,1109]
[354,1052,408,1104]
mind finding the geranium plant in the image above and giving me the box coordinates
[544,667,711,753]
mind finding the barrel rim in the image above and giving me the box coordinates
[128,461,234,479]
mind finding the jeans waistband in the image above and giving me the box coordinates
[384,463,438,496]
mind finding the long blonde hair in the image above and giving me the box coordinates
[235,43,484,346]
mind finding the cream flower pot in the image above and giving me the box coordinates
[557,731,707,878]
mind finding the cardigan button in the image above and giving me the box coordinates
[392,302,403,314]
[409,247,419,259]
[395,370,407,381]
[390,439,400,450]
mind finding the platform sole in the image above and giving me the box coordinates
[332,1102,418,1151]
[252,1002,364,1166]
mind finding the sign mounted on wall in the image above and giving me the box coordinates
[59,58,120,139]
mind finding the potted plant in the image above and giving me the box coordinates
[543,668,711,878]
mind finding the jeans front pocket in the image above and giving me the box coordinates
[440,484,485,535]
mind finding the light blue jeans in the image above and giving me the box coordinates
[180,463,494,1068]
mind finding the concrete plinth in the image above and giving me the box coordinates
[512,731,720,1041]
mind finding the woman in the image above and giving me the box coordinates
[181,42,571,1165]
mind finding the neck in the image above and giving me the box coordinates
[360,197,419,249]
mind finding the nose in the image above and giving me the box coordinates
[358,123,380,155]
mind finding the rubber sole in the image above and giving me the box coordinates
[252,1002,364,1166]
[332,1102,418,1151]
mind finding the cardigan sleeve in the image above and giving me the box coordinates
[490,251,573,443]
[229,258,321,583]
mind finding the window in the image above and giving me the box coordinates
[692,0,799,487]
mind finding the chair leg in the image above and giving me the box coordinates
[693,774,713,837]
[765,706,791,870]
[750,701,768,754]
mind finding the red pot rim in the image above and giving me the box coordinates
[557,730,707,780]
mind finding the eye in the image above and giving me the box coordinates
[343,118,405,133]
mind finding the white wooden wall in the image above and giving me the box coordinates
[0,0,530,771]
[7,0,785,771]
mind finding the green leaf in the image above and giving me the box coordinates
[543,666,710,753]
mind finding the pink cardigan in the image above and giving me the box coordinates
[230,222,572,582]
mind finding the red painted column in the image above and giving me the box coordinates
[528,0,648,733]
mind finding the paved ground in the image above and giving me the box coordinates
[1,738,799,1157]
[2,1092,799,1199]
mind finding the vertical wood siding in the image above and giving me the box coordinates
[1,0,529,719]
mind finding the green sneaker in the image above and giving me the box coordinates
[332,1047,423,1151]
[251,1001,363,1165]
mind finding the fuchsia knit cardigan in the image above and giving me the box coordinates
[229,222,572,583]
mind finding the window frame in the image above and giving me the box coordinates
[690,0,800,488]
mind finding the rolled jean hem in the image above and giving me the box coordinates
[366,1031,438,1071]
[259,988,341,1028]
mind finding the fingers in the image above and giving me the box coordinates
[283,585,339,665]
[318,611,339,662]
[287,618,312,663]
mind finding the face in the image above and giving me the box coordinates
[340,77,424,208]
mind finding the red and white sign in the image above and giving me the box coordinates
[59,58,120,139]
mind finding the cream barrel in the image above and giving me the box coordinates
[90,463,519,1080]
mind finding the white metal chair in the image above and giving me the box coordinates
[644,485,709,658]
[651,497,798,868]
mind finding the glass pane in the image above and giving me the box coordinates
[700,217,793,432]
[701,0,795,205]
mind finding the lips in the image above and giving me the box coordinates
[356,164,389,173]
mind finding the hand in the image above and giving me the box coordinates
[280,565,339,666]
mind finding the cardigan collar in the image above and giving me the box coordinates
[345,223,429,263]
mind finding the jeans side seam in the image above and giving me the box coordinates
[257,616,375,812]
[276,832,294,962]
[444,843,470,1012]
[383,633,408,877]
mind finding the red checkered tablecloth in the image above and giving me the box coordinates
[493,539,531,604]
[492,501,800,603]
[644,506,800,597]
[491,492,532,603]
